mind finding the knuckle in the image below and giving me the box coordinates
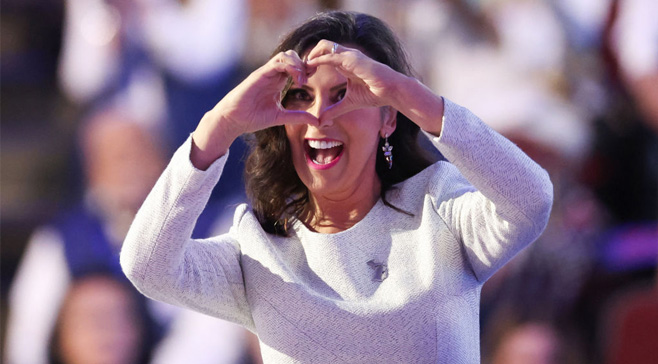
[344,52,358,63]
[319,39,333,48]
[270,52,285,64]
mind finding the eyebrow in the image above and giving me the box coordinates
[294,82,348,92]
[330,82,348,92]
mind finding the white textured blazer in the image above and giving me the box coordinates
[121,99,553,363]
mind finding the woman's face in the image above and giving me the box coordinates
[283,63,396,202]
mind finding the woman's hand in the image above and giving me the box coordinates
[305,40,444,134]
[304,40,403,123]
[191,50,319,170]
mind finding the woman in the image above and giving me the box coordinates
[121,11,553,363]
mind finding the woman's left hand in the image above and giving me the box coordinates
[305,40,405,124]
[306,39,444,134]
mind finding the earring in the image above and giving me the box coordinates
[382,134,393,169]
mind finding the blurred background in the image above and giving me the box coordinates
[1,0,656,363]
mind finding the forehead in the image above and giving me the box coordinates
[304,64,346,88]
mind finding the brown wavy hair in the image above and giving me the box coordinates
[244,11,435,236]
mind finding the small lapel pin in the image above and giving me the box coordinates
[367,259,388,282]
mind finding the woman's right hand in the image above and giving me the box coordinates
[191,50,319,170]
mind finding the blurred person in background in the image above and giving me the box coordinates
[422,0,589,161]
[483,315,581,364]
[48,274,151,364]
[606,0,658,134]
[587,0,658,224]
[4,104,254,364]
[600,279,658,364]
[571,0,658,361]
[58,0,247,150]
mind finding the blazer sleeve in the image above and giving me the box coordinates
[426,98,554,283]
[120,136,254,330]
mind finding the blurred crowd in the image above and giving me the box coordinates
[1,0,656,363]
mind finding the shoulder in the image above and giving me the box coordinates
[231,203,252,229]
[387,161,476,212]
[229,203,275,242]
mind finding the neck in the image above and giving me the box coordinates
[304,179,382,234]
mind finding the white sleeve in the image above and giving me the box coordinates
[4,227,71,364]
[139,0,247,83]
[426,99,554,282]
[120,136,254,329]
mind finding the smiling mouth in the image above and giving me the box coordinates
[305,139,344,167]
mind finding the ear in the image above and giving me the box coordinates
[379,106,397,138]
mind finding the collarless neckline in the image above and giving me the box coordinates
[292,198,385,240]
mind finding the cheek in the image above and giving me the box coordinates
[284,124,302,153]
[284,123,302,137]
[344,110,384,146]
[284,125,307,169]
[357,136,382,165]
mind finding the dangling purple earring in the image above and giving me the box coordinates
[382,133,393,169]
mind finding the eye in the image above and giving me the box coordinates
[289,89,312,101]
[334,88,346,103]
[282,89,313,109]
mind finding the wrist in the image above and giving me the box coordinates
[388,74,413,110]
[190,111,239,170]
[392,75,444,135]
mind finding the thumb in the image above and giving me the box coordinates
[318,100,355,125]
[277,110,320,127]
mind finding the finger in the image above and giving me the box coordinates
[318,99,356,125]
[276,110,320,127]
[307,53,367,90]
[305,39,338,61]
[305,52,343,68]
[303,60,317,80]
[268,51,308,84]
[273,49,305,68]
[306,53,360,82]
[268,61,307,86]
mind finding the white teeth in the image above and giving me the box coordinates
[314,158,330,165]
[308,140,343,149]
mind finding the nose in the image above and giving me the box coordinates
[310,95,334,127]
[308,95,325,118]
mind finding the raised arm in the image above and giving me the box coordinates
[428,99,553,282]
[120,139,254,327]
[121,49,320,326]
[190,50,319,169]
